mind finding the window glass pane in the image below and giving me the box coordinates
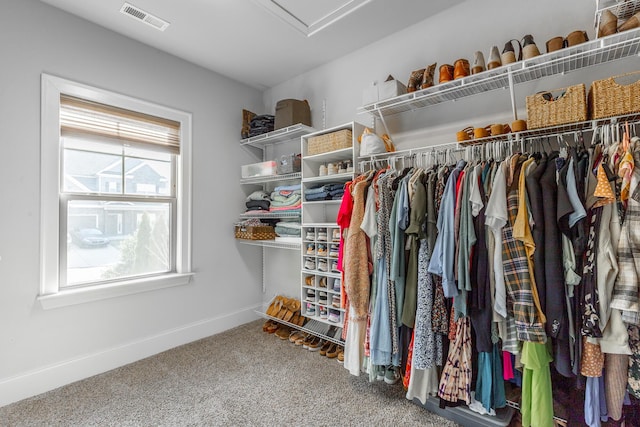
[63,149,122,194]
[124,157,172,196]
[66,200,172,286]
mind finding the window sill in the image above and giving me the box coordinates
[37,273,194,310]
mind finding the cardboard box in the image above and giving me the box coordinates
[274,99,311,130]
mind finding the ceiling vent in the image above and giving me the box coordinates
[120,3,170,31]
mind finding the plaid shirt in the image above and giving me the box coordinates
[501,160,547,343]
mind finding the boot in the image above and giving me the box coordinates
[420,63,437,89]
[241,109,256,139]
[453,59,470,79]
[487,45,502,70]
[598,9,618,37]
[407,68,425,92]
[439,64,455,83]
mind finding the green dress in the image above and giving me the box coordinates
[520,341,554,427]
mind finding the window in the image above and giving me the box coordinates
[40,74,192,308]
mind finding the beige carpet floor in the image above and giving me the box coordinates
[0,320,460,426]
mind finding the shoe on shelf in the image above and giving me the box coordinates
[318,276,327,288]
[330,260,339,272]
[619,11,640,33]
[599,9,618,37]
[345,160,354,173]
[319,340,333,356]
[305,229,315,240]
[545,36,564,53]
[317,259,328,272]
[319,306,328,319]
[327,163,338,175]
[420,63,437,90]
[471,51,485,74]
[332,277,341,292]
[438,64,455,83]
[565,30,588,48]
[318,291,328,305]
[304,257,316,270]
[453,58,470,79]
[317,244,327,256]
[332,294,341,308]
[338,162,347,174]
[329,244,339,258]
[326,343,340,358]
[384,366,400,385]
[332,228,341,242]
[521,34,540,60]
[501,39,521,65]
[407,67,426,93]
[305,303,316,316]
[319,164,327,176]
[305,275,314,287]
[306,288,316,301]
[306,243,315,255]
[487,45,502,70]
[317,228,327,241]
[328,309,340,323]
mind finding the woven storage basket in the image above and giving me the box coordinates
[235,225,276,240]
[307,129,352,155]
[589,71,640,120]
[526,84,587,129]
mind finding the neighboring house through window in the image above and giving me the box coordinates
[40,74,193,308]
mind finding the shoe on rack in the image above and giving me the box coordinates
[565,30,588,48]
[384,366,401,385]
[327,163,338,175]
[453,58,470,79]
[471,51,485,74]
[329,244,339,258]
[305,229,315,240]
[599,9,618,37]
[319,164,327,176]
[328,309,340,323]
[521,34,540,60]
[319,306,328,319]
[332,277,341,292]
[306,288,316,301]
[305,303,316,316]
[317,258,328,272]
[619,11,640,33]
[338,162,347,174]
[318,276,327,288]
[438,64,455,83]
[304,257,316,270]
[546,36,564,53]
[332,294,341,308]
[330,260,339,272]
[501,39,521,65]
[317,244,327,256]
[305,275,314,287]
[317,228,327,241]
[332,228,341,242]
[407,67,426,93]
[306,243,315,255]
[345,160,354,173]
[487,45,502,70]
[420,63,437,90]
[318,291,328,305]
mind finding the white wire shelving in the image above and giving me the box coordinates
[240,123,315,149]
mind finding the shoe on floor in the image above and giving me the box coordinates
[289,330,306,344]
[326,343,340,358]
[337,347,344,363]
[384,366,400,385]
[319,340,333,356]
[275,326,291,340]
[307,337,323,351]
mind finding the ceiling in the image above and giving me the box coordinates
[39,0,463,90]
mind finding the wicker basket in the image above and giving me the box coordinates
[307,129,352,155]
[526,84,587,129]
[235,225,276,240]
[589,71,640,120]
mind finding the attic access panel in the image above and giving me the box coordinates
[253,0,373,37]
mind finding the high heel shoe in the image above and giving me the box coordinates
[420,63,437,90]
[522,34,541,60]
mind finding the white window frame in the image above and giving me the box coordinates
[39,74,193,309]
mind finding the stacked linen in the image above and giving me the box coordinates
[245,190,271,213]
[275,219,301,238]
[270,184,302,213]
[305,183,345,201]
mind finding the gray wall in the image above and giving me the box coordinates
[0,0,265,405]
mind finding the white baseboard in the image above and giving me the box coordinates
[0,305,261,408]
